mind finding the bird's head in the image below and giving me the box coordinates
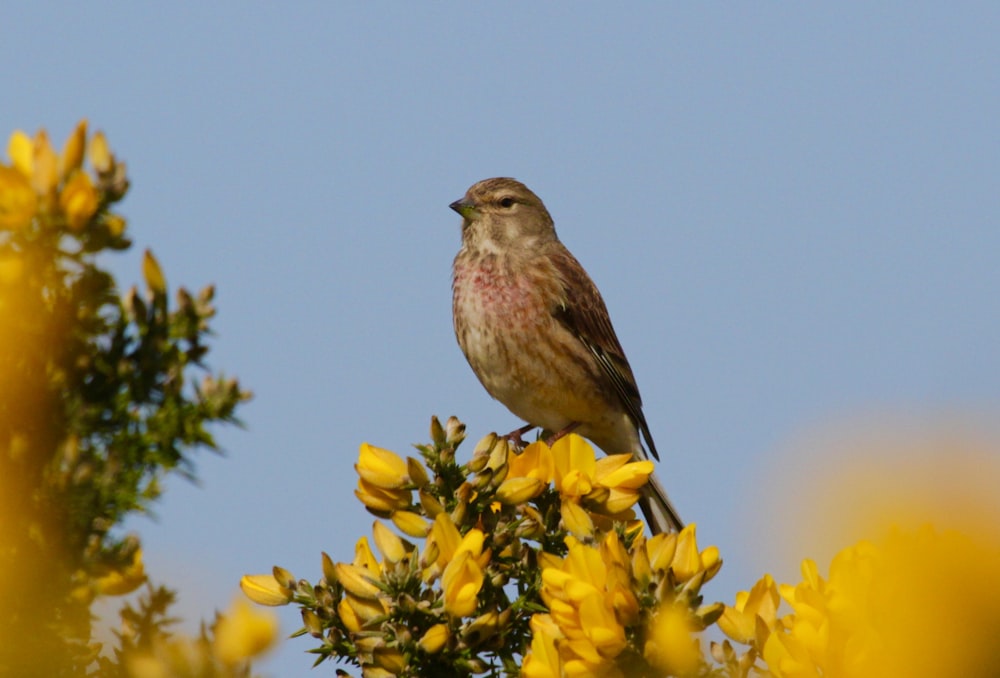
[450,178,557,251]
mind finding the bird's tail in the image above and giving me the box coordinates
[639,472,684,535]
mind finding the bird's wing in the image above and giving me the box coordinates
[547,245,660,461]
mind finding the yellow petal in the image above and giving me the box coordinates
[96,548,146,596]
[372,521,407,563]
[441,551,483,617]
[240,573,292,606]
[391,509,430,538]
[356,442,409,489]
[7,131,33,177]
[89,130,111,173]
[418,623,450,654]
[355,479,411,513]
[560,500,594,540]
[353,535,381,572]
[142,249,167,295]
[60,119,87,178]
[496,476,546,505]
[334,562,382,600]
[30,130,58,196]
[60,171,98,232]
[0,165,37,230]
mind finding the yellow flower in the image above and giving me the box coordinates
[59,170,98,231]
[756,526,1000,678]
[142,249,167,295]
[536,536,629,671]
[508,440,554,482]
[550,435,596,499]
[645,604,702,676]
[7,130,32,177]
[0,165,37,230]
[335,562,382,600]
[718,573,780,645]
[438,525,487,617]
[417,623,450,654]
[240,573,292,606]
[355,442,412,514]
[95,547,146,595]
[89,130,112,173]
[60,119,87,179]
[496,476,545,504]
[0,250,25,282]
[391,509,430,537]
[560,499,595,539]
[356,442,409,489]
[28,130,59,197]
[441,549,483,617]
[213,598,279,665]
[522,614,564,678]
[645,524,721,585]
[372,521,407,563]
[593,454,653,513]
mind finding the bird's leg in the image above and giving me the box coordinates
[544,421,581,446]
[504,423,537,449]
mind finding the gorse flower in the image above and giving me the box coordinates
[243,419,725,677]
[714,525,1000,678]
[1,121,127,235]
[242,419,1000,678]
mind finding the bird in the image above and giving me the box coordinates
[450,177,683,534]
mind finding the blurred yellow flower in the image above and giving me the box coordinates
[89,130,112,173]
[748,526,1000,678]
[28,130,59,197]
[60,119,87,178]
[60,170,98,231]
[142,249,167,295]
[213,598,279,665]
[0,165,37,230]
[95,547,146,596]
[645,604,702,676]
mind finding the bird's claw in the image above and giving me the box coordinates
[504,423,537,449]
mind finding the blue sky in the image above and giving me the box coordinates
[5,3,999,674]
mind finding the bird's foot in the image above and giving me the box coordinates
[544,422,581,447]
[504,423,537,449]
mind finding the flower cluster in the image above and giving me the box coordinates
[1,122,250,674]
[1,120,128,240]
[242,417,724,677]
[715,525,1000,678]
[523,527,722,677]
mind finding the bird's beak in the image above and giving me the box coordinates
[449,198,477,219]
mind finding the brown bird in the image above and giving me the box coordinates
[450,177,683,534]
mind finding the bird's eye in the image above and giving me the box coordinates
[498,197,515,208]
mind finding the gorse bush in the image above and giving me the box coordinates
[0,121,264,676]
